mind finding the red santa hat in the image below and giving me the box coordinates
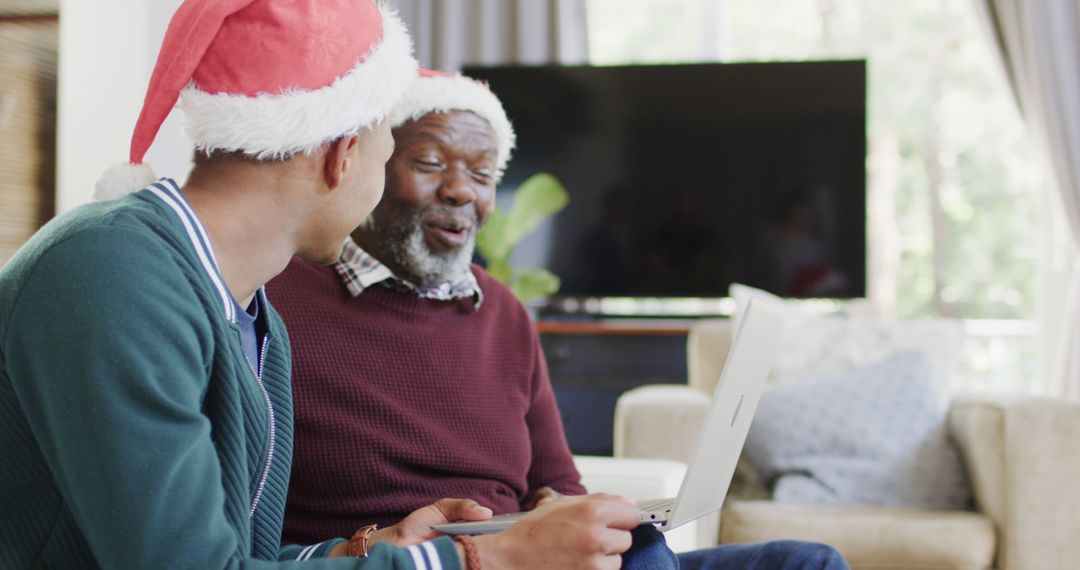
[95,0,418,199]
[386,69,516,179]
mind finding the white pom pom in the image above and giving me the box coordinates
[93,162,158,201]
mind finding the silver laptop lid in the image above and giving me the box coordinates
[662,299,785,530]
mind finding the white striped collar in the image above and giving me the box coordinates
[144,178,237,323]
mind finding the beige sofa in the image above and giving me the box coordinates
[613,319,1080,570]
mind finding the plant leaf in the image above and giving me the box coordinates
[509,269,561,303]
[476,207,511,263]
[501,173,569,250]
[486,256,513,284]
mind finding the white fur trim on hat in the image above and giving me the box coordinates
[179,5,417,161]
[94,162,158,201]
[387,74,516,178]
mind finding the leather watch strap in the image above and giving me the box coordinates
[347,524,378,557]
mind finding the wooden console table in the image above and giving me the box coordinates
[536,319,692,336]
[536,319,696,455]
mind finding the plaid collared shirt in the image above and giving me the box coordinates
[334,237,484,310]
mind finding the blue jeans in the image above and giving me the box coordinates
[677,540,850,570]
[623,526,849,570]
[622,526,680,569]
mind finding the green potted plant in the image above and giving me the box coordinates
[476,173,569,303]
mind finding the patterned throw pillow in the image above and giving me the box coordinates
[743,351,973,510]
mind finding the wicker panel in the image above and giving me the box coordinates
[0,17,57,264]
[0,0,59,17]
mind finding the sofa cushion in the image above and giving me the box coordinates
[744,351,973,510]
[719,501,996,570]
[729,283,966,393]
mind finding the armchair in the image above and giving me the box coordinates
[613,319,1080,570]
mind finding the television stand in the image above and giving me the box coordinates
[537,319,696,456]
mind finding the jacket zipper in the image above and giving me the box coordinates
[247,333,275,519]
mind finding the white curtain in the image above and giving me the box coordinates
[973,0,1080,399]
[385,0,588,72]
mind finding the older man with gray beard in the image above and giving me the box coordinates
[267,67,607,552]
[268,70,848,570]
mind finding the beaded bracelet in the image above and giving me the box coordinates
[453,534,481,570]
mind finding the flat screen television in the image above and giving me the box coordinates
[463,61,866,316]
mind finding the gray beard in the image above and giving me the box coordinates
[361,212,475,288]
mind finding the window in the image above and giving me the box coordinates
[0,3,58,264]
[587,0,1043,392]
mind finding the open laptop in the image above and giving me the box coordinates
[432,299,785,535]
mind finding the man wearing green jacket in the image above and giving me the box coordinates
[0,1,642,569]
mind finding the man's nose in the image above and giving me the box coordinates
[437,167,477,207]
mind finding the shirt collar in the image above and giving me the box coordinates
[334,237,484,310]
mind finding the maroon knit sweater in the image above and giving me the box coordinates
[267,258,585,544]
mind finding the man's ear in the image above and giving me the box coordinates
[323,134,361,190]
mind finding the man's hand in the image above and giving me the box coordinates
[329,499,493,557]
[523,486,563,510]
[376,498,493,547]
[473,493,640,570]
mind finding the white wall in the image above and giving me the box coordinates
[56,0,188,213]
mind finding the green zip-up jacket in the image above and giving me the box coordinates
[0,181,460,569]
